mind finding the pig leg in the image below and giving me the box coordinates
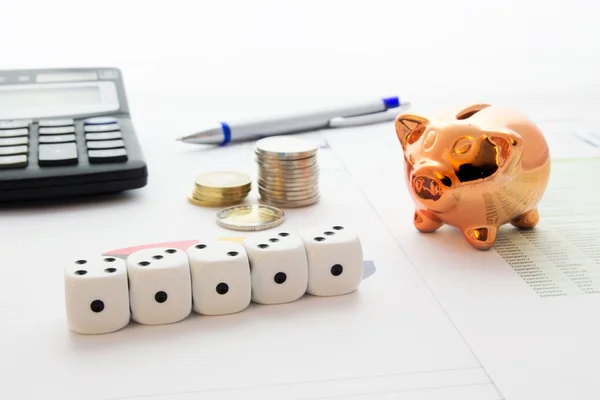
[462,226,497,251]
[414,209,443,233]
[510,208,539,229]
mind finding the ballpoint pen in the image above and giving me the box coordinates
[176,96,410,145]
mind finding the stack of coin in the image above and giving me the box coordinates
[255,136,320,208]
[188,171,251,207]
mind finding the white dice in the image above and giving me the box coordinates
[242,230,309,305]
[126,247,192,325]
[186,240,251,316]
[64,256,130,334]
[298,224,364,297]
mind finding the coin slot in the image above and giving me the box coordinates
[138,261,150,266]
[74,270,87,275]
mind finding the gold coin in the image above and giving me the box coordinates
[216,204,285,231]
[195,170,252,189]
[188,193,244,208]
[258,194,320,208]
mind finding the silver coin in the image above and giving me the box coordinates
[259,185,319,198]
[256,158,318,170]
[216,204,285,231]
[258,182,319,193]
[258,177,319,189]
[258,170,319,181]
[259,192,320,202]
[259,194,320,208]
[255,136,319,160]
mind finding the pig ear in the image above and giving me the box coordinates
[485,128,523,168]
[395,114,429,149]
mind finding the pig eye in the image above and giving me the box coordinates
[453,137,474,156]
[422,130,438,151]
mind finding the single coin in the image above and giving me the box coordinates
[195,171,252,189]
[193,187,251,199]
[257,178,319,190]
[188,193,244,208]
[255,137,319,160]
[216,204,285,231]
[259,194,320,208]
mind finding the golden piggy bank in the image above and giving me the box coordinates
[395,103,551,250]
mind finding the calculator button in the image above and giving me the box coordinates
[88,148,128,163]
[0,128,28,138]
[84,116,118,125]
[84,124,120,133]
[39,134,76,144]
[0,136,28,146]
[0,145,28,156]
[85,131,122,141]
[39,126,76,135]
[0,154,27,169]
[0,120,30,130]
[38,118,74,127]
[86,139,125,149]
[38,143,78,166]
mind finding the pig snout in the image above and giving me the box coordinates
[410,160,455,212]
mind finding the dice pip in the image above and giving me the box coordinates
[242,230,308,305]
[298,224,363,296]
[186,240,251,316]
[64,256,130,334]
[126,247,192,325]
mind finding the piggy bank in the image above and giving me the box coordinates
[394,103,551,250]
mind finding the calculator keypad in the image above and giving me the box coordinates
[0,121,29,169]
[0,116,128,169]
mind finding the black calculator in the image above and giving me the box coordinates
[0,67,147,203]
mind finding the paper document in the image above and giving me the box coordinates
[1,131,501,400]
[323,119,600,400]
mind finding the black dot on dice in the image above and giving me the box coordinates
[104,267,117,273]
[195,244,206,249]
[75,260,87,265]
[258,244,269,249]
[331,264,343,276]
[278,232,289,237]
[333,226,344,230]
[324,231,335,236]
[155,291,168,303]
[269,238,279,242]
[74,270,87,275]
[216,282,229,295]
[104,257,116,262]
[152,255,163,260]
[314,237,325,242]
[90,300,104,313]
[165,249,177,254]
[138,261,150,266]
[227,251,238,257]
[274,272,287,284]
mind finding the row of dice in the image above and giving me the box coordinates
[65,224,363,334]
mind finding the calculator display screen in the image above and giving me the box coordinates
[0,85,101,108]
[0,81,119,119]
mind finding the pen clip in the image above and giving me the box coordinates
[328,102,410,128]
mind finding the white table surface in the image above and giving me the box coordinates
[2,1,600,399]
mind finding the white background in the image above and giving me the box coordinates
[2,1,600,399]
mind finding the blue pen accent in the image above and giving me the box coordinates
[382,96,400,109]
[219,122,231,146]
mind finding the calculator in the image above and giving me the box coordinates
[0,67,148,203]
